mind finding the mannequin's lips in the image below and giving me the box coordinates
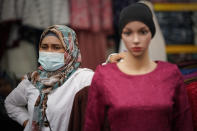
[132,47,142,52]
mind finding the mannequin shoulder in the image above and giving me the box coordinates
[157,61,178,69]
[157,61,181,76]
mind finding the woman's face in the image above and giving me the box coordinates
[121,21,152,57]
[39,36,65,53]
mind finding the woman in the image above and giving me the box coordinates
[84,3,194,131]
[4,25,95,131]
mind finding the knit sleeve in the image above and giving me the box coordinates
[83,65,107,131]
[172,66,194,131]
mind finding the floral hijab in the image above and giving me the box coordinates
[26,25,81,130]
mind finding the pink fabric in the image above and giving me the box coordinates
[70,0,90,30]
[84,61,194,131]
[89,0,100,32]
[101,0,113,32]
[70,0,113,70]
[70,0,113,32]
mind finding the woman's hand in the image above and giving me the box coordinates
[23,120,28,127]
[105,52,126,64]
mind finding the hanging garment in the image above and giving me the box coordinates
[160,26,194,45]
[156,12,194,44]
[0,21,24,74]
[19,25,44,58]
[181,68,197,75]
[70,0,90,30]
[177,60,197,69]
[167,54,197,64]
[119,1,167,61]
[6,40,37,78]
[70,0,113,33]
[70,0,113,70]
[0,0,24,22]
[184,71,197,81]
[22,0,70,29]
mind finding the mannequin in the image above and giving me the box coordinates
[119,0,167,61]
[84,2,193,131]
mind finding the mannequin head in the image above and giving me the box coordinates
[119,3,155,57]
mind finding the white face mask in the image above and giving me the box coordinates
[38,52,65,71]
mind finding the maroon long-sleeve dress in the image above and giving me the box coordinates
[84,61,194,131]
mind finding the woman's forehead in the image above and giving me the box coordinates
[41,35,61,44]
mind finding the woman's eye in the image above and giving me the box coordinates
[54,46,63,50]
[40,45,47,49]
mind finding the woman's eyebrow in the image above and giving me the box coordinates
[40,43,48,46]
[41,42,62,45]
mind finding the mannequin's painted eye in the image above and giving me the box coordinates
[139,29,149,35]
[122,31,132,36]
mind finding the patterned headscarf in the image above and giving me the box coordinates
[26,25,81,130]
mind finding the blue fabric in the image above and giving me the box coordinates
[155,12,193,27]
[160,26,194,44]
[155,12,194,44]
[180,68,197,75]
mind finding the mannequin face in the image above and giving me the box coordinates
[39,36,65,53]
[121,21,152,57]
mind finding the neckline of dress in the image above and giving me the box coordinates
[113,61,161,78]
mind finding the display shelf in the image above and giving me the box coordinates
[154,3,197,11]
[166,45,197,54]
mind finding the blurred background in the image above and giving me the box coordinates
[0,0,197,130]
[0,0,197,77]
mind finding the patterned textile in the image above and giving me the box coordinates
[70,0,113,32]
[181,68,197,75]
[155,12,194,44]
[177,60,197,85]
[70,0,90,30]
[25,25,81,130]
[22,0,70,29]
